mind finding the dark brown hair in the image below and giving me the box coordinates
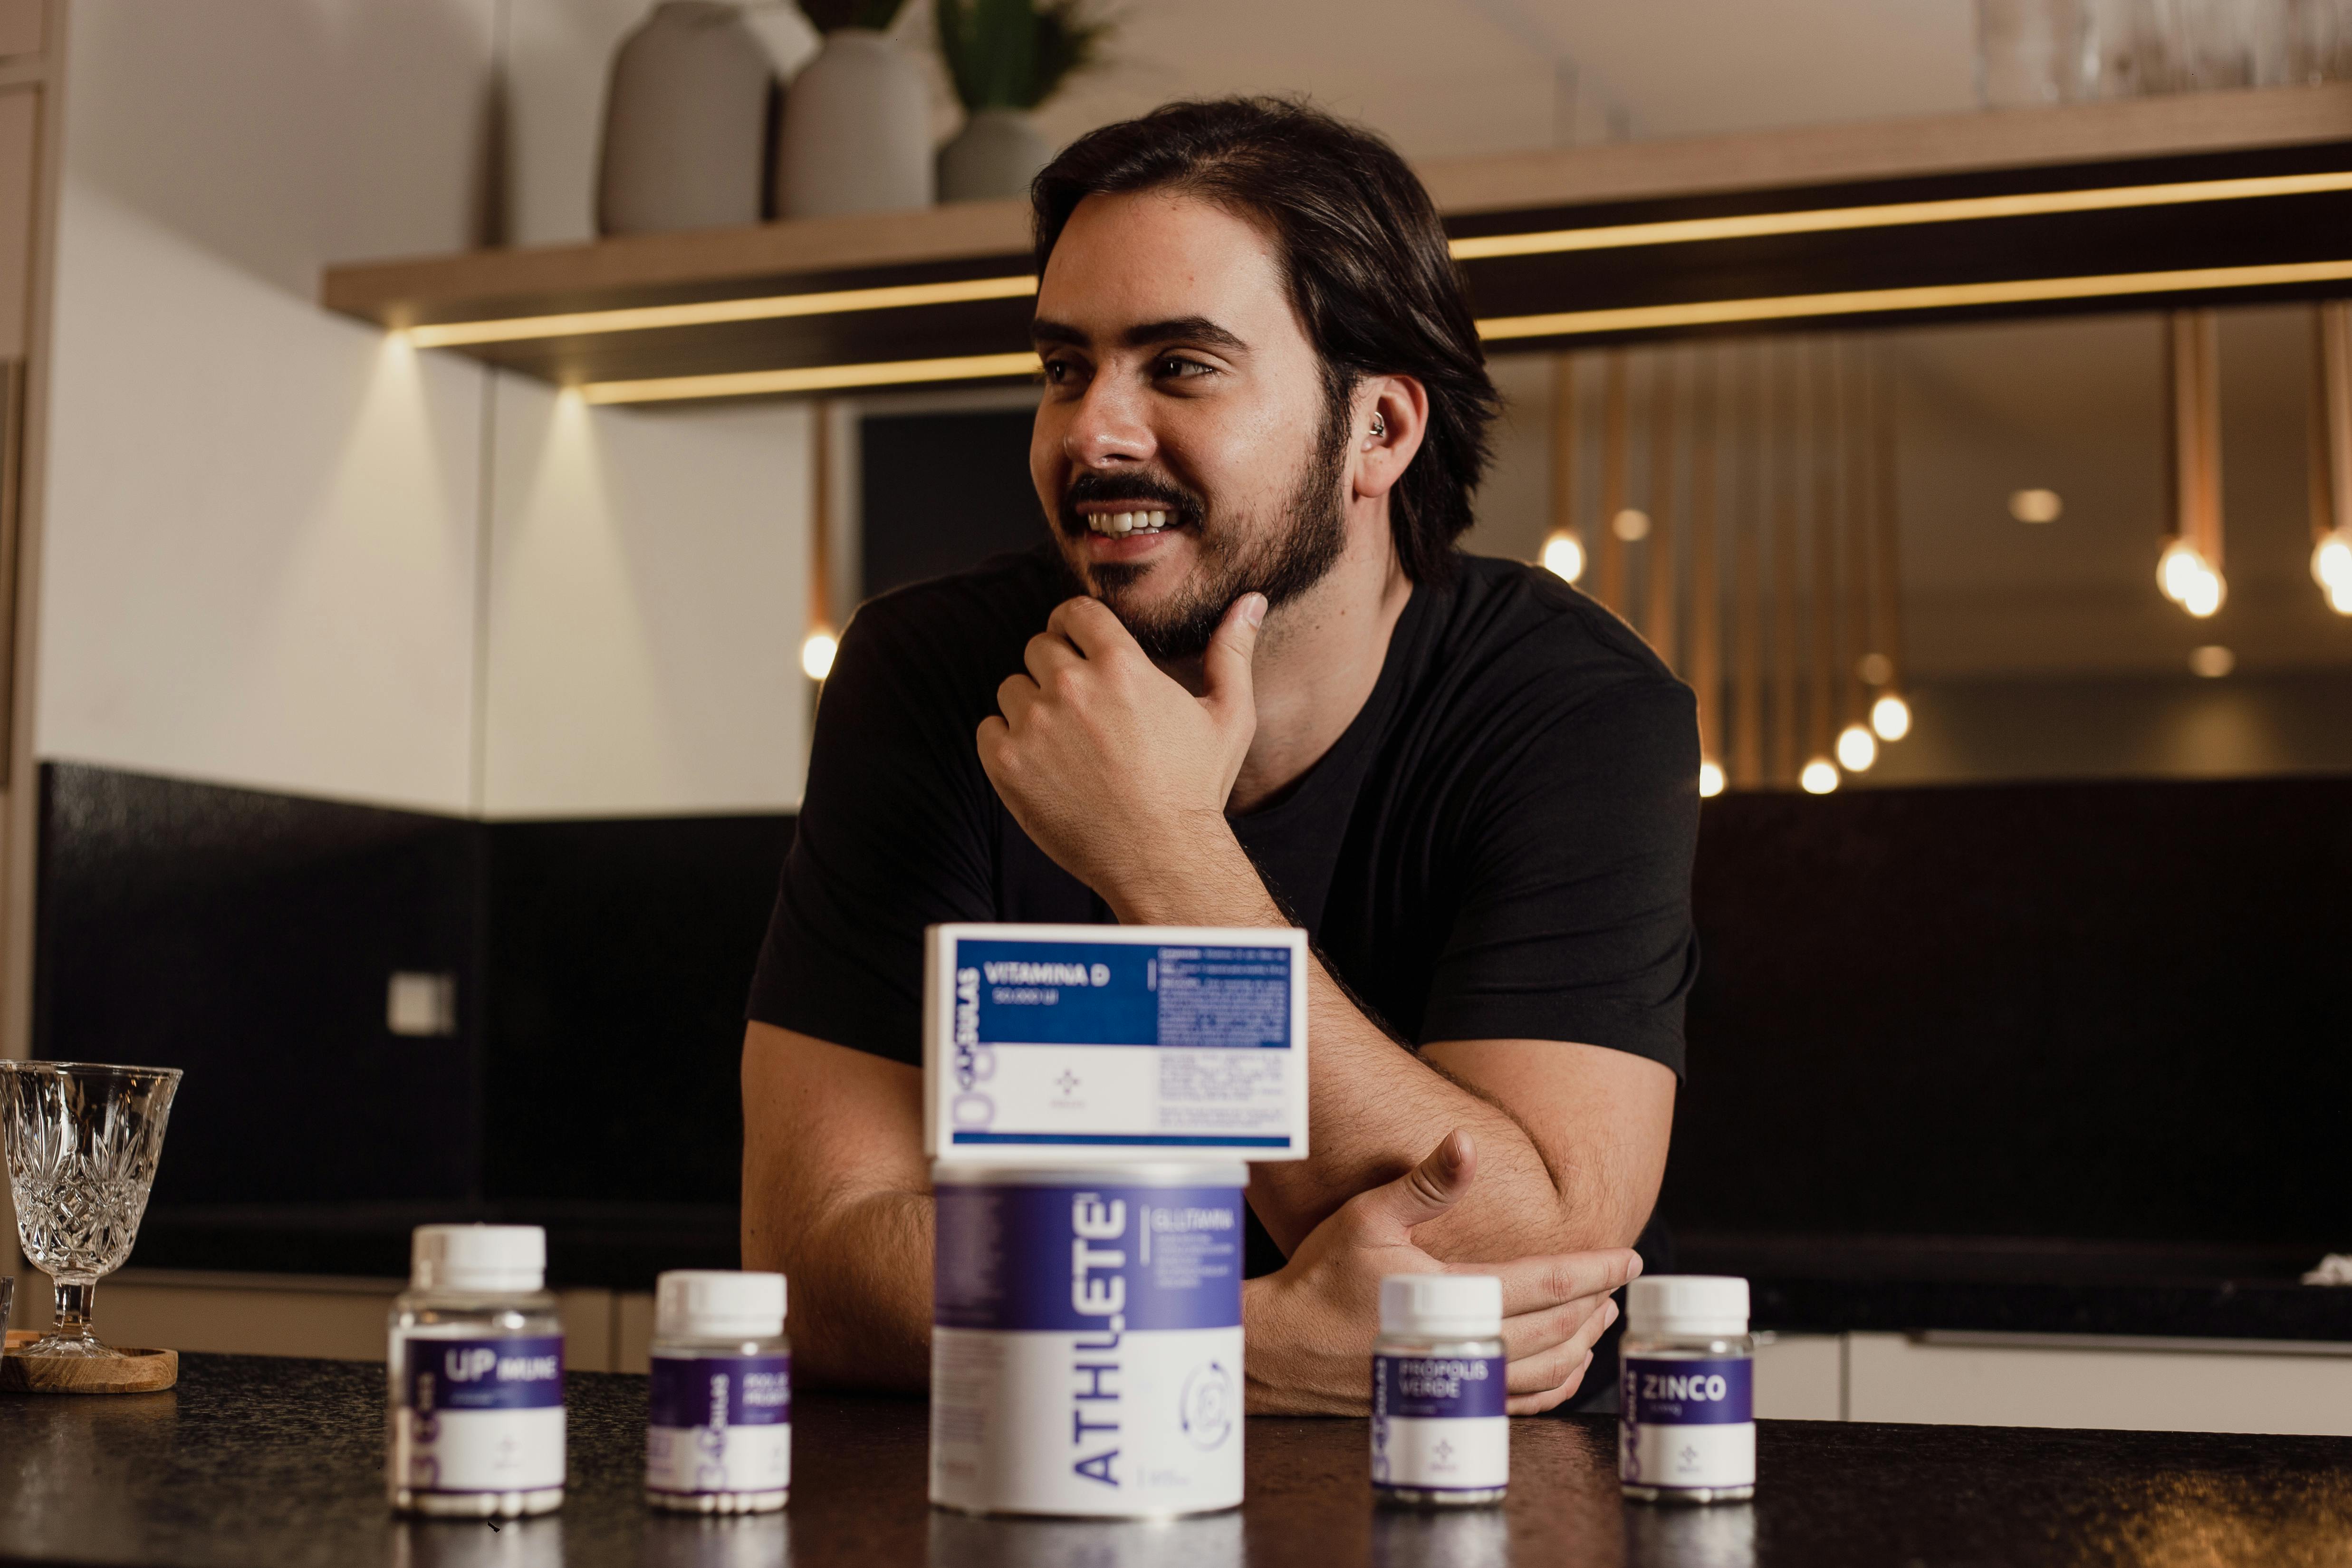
[1033,97,1498,584]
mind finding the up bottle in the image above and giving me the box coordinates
[645,1270,792,1512]
[386,1223,566,1517]
[1619,1275,1755,1503]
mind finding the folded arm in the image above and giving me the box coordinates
[739,1020,932,1389]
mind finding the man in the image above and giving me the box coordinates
[742,98,1695,1416]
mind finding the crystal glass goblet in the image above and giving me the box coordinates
[0,1061,181,1357]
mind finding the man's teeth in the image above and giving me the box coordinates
[1088,509,1171,537]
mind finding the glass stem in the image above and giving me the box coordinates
[51,1278,97,1345]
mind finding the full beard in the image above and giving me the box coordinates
[1055,405,1351,662]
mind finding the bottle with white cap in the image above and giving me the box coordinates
[386,1223,566,1517]
[645,1269,791,1512]
[1370,1273,1507,1506]
[1619,1274,1755,1503]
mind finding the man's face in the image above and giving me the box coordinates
[1030,190,1348,660]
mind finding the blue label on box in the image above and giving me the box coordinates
[1374,1354,1507,1419]
[649,1354,790,1430]
[1621,1356,1752,1426]
[933,1181,1244,1333]
[403,1336,565,1412]
[957,940,1290,1049]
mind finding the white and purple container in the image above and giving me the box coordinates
[387,1224,566,1517]
[929,1164,1246,1517]
[1371,1274,1508,1506]
[645,1270,791,1512]
[1619,1275,1756,1504]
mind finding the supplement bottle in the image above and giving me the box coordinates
[387,1223,566,1517]
[645,1269,791,1512]
[1619,1274,1755,1504]
[1371,1274,1508,1507]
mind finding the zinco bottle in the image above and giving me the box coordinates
[1619,1275,1755,1503]
[387,1224,566,1516]
[1371,1274,1508,1506]
[645,1269,792,1512]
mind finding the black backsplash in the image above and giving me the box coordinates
[36,764,486,1206]
[1667,775,2352,1250]
[35,764,792,1226]
[35,762,2352,1270]
[483,814,794,1204]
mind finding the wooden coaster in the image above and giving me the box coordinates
[2,1329,178,1394]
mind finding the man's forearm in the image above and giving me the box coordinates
[747,1185,933,1390]
[1108,826,1579,1263]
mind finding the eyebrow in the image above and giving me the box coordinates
[1030,315,1250,354]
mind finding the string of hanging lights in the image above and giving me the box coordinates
[1542,335,1913,798]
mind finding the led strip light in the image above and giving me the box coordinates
[1446,168,2352,260]
[410,166,2352,354]
[406,274,1040,348]
[1475,257,2352,341]
[577,258,2352,403]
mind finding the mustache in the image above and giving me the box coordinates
[1057,471,1208,535]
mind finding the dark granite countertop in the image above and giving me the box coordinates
[1678,1233,2352,1344]
[4,1352,2352,1566]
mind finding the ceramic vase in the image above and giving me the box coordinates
[937,108,1051,203]
[597,1,779,235]
[775,28,933,219]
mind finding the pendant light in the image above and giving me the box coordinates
[2157,310,2225,619]
[1803,337,1842,793]
[1689,348,1726,798]
[1644,351,1680,667]
[2313,302,2352,615]
[1772,340,1806,787]
[1866,343,1912,744]
[800,397,840,682]
[1834,337,1878,774]
[1541,352,1587,583]
[1598,349,1631,613]
[1732,342,1766,790]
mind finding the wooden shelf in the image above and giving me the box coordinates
[322,84,2352,404]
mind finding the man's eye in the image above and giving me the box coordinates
[1155,356,1214,379]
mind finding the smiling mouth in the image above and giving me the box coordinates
[1082,508,1175,539]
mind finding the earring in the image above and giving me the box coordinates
[1369,413,1387,438]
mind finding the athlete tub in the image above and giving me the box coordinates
[929,1164,1247,1517]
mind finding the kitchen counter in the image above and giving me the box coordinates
[4,1353,2352,1566]
[1679,1233,2352,1344]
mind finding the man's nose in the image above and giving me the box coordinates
[1063,374,1154,468]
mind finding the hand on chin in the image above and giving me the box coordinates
[976,589,1265,906]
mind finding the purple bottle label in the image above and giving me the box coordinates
[649,1354,791,1429]
[1620,1356,1753,1426]
[933,1182,1243,1333]
[403,1336,564,1413]
[1374,1354,1507,1419]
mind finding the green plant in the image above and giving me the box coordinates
[936,0,1112,112]
[795,0,907,31]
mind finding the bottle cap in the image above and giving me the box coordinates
[656,1270,787,1339]
[1380,1273,1502,1338]
[410,1224,546,1292]
[1627,1274,1749,1337]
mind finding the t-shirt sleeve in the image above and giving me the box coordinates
[1415,673,1700,1077]
[745,600,998,1065]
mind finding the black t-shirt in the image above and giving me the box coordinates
[750,543,1699,1078]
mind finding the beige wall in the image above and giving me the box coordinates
[31,0,823,821]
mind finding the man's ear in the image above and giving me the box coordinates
[1351,375,1430,502]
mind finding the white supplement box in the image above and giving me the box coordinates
[923,923,1309,1165]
